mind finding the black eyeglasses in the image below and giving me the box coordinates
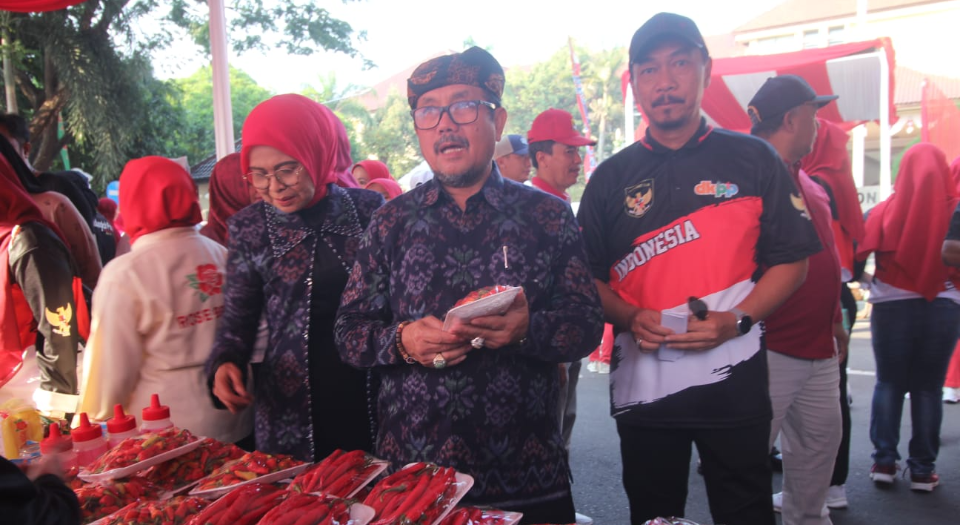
[244,165,302,190]
[411,100,497,130]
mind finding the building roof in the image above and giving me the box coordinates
[895,66,960,105]
[736,0,939,32]
[704,33,744,58]
[355,50,457,112]
[189,138,242,182]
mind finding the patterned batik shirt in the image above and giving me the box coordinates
[335,166,603,509]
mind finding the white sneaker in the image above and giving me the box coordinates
[825,485,848,509]
[586,361,599,373]
[574,512,594,525]
[944,387,960,404]
[598,362,610,374]
[773,492,829,516]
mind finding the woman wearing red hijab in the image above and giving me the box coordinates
[0,136,101,288]
[857,143,960,492]
[199,153,260,245]
[97,197,121,244]
[206,94,384,462]
[331,116,360,189]
[351,159,390,187]
[77,157,251,444]
[363,177,402,201]
[0,154,86,416]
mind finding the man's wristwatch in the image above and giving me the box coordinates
[730,308,753,336]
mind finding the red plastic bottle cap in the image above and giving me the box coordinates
[71,413,103,442]
[106,404,137,433]
[141,394,170,421]
[41,422,73,454]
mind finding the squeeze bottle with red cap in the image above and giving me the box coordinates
[40,422,77,470]
[140,394,174,433]
[106,404,138,447]
[71,413,109,467]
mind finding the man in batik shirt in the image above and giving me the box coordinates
[335,47,603,525]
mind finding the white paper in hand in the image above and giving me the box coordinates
[442,286,522,331]
[658,310,688,361]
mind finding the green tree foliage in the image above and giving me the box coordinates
[169,0,370,67]
[301,72,373,164]
[500,44,628,201]
[172,65,272,165]
[0,0,364,189]
[362,90,420,178]
[501,47,578,140]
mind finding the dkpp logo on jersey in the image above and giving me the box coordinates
[694,180,739,198]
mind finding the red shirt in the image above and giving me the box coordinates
[530,176,570,203]
[764,165,841,360]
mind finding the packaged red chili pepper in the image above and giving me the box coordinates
[139,438,244,492]
[363,462,474,525]
[100,495,208,525]
[288,449,388,498]
[75,476,162,524]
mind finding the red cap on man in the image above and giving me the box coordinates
[527,108,597,146]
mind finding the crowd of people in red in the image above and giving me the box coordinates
[2,10,959,525]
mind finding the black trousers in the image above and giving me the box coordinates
[617,420,775,525]
[832,284,858,486]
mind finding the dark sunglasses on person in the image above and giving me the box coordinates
[411,100,497,130]
[244,165,302,190]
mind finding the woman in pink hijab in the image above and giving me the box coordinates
[363,178,403,201]
[332,116,360,188]
[200,153,261,245]
[351,160,391,186]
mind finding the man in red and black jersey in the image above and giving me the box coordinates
[577,12,821,525]
[750,75,845,525]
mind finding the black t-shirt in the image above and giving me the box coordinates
[577,120,821,428]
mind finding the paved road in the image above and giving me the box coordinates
[568,320,960,524]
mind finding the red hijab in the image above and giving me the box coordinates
[97,197,121,243]
[857,143,959,300]
[241,94,341,208]
[200,153,256,245]
[332,116,359,189]
[1,154,63,386]
[364,178,403,200]
[353,160,391,182]
[951,156,960,193]
[97,197,117,221]
[119,156,203,245]
[800,118,865,242]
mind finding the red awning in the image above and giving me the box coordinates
[0,1,84,13]
[623,38,898,133]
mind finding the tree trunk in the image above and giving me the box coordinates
[31,47,63,172]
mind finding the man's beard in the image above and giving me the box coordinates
[433,163,487,188]
[431,133,488,188]
[654,117,692,131]
[650,95,693,131]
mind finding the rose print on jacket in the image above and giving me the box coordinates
[186,264,224,302]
